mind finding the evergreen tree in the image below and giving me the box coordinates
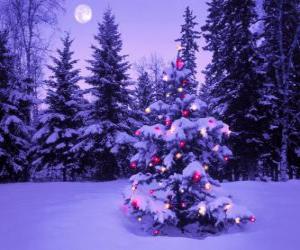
[201,0,264,180]
[75,9,134,180]
[135,71,155,112]
[259,0,300,180]
[124,55,255,235]
[31,34,85,181]
[175,6,200,92]
[0,30,32,182]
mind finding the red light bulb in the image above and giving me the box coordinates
[135,130,141,136]
[250,216,256,223]
[192,171,201,183]
[176,58,184,70]
[130,161,137,169]
[182,110,190,117]
[179,141,186,148]
[153,230,160,236]
[131,199,138,208]
[165,118,172,126]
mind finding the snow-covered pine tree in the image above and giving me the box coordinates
[201,0,264,180]
[0,30,32,182]
[123,53,255,236]
[259,0,300,180]
[75,9,135,180]
[135,71,155,112]
[175,6,200,92]
[31,33,86,181]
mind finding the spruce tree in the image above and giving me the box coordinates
[76,9,134,180]
[0,31,32,182]
[201,0,264,180]
[135,71,155,112]
[31,33,85,181]
[259,0,300,180]
[124,55,255,235]
[175,6,200,92]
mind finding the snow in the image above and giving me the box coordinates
[0,180,300,250]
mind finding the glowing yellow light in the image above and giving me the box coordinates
[161,167,167,173]
[180,188,185,193]
[175,152,182,159]
[191,103,198,111]
[205,182,211,190]
[200,128,207,137]
[224,203,232,211]
[145,107,151,113]
[176,44,183,51]
[166,93,171,98]
[163,74,169,81]
[212,144,220,152]
[137,217,142,222]
[177,87,184,93]
[235,217,241,224]
[164,203,171,209]
[198,205,206,216]
[203,164,209,171]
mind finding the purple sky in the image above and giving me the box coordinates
[50,0,211,84]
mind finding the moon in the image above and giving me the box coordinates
[75,4,92,24]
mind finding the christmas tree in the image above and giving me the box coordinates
[123,50,255,235]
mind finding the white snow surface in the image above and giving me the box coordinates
[0,180,300,250]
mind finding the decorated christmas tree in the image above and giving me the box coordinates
[123,49,255,236]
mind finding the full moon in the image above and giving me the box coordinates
[75,4,92,24]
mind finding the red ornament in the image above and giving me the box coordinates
[182,110,190,117]
[179,141,186,148]
[224,156,229,161]
[192,171,201,183]
[176,58,185,70]
[131,199,139,209]
[130,161,137,169]
[249,216,256,223]
[135,130,141,136]
[165,118,172,126]
[153,230,160,236]
[181,202,186,208]
[182,79,188,85]
[151,155,161,165]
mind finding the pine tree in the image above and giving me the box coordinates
[0,30,32,182]
[123,55,255,235]
[175,6,200,92]
[135,71,154,112]
[31,33,86,181]
[259,0,300,180]
[75,9,134,180]
[201,0,264,180]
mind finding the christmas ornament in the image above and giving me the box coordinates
[135,130,141,136]
[176,58,184,70]
[145,107,151,113]
[131,199,139,209]
[198,205,206,216]
[182,110,190,117]
[130,161,137,169]
[179,140,186,148]
[192,171,201,183]
[165,118,172,126]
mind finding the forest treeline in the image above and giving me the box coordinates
[0,0,299,183]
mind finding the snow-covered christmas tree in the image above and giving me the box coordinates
[123,50,255,235]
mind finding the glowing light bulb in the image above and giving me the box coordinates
[191,103,198,111]
[203,164,209,171]
[179,141,186,148]
[235,217,241,224]
[176,44,183,51]
[164,203,171,209]
[158,115,163,120]
[175,152,182,159]
[181,202,186,208]
[177,87,184,93]
[205,182,211,190]
[145,107,151,113]
[130,161,137,169]
[135,130,141,136]
[166,93,171,98]
[137,217,142,222]
[198,205,206,216]
[224,203,232,211]
[212,144,220,152]
[158,182,163,187]
[162,74,169,81]
[200,128,207,137]
[160,166,167,173]
[131,199,139,208]
[165,118,172,126]
[249,216,256,223]
[180,188,185,193]
[192,171,201,183]
[131,185,137,191]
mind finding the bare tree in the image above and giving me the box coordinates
[0,0,65,122]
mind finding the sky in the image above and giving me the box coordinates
[48,0,211,85]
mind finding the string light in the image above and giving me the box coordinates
[176,58,184,70]
[131,199,139,209]
[166,93,171,98]
[224,156,229,161]
[158,182,163,187]
[165,118,172,126]
[200,128,207,137]
[182,110,190,117]
[181,202,186,208]
[175,152,182,159]
[180,188,185,193]
[212,144,220,152]
[177,87,184,93]
[162,73,169,81]
[203,164,209,171]
[164,203,171,209]
[137,217,142,222]
[145,107,151,113]
[160,166,167,173]
[131,185,137,191]
[135,130,141,136]
[235,217,241,224]
[205,182,211,190]
[151,155,161,164]
[190,103,198,111]
[158,115,163,120]
[198,205,206,216]
[153,230,160,236]
[224,203,232,211]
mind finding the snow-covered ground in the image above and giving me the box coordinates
[0,180,299,250]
